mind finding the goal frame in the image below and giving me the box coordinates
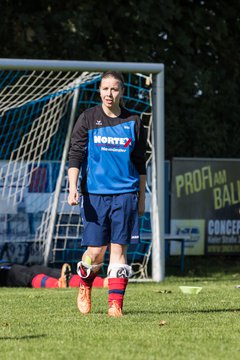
[0,58,165,282]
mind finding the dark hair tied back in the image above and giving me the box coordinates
[101,71,125,88]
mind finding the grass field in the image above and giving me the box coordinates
[1,256,240,360]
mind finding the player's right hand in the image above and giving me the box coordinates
[68,190,79,206]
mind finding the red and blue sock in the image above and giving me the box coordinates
[108,278,128,309]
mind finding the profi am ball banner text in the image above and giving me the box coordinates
[170,158,240,255]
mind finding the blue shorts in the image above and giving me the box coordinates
[79,193,140,246]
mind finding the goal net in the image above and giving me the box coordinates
[0,60,164,281]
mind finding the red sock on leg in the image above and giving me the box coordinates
[31,274,58,288]
[108,278,128,309]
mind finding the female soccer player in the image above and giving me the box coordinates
[68,71,147,317]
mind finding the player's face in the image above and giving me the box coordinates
[100,77,123,110]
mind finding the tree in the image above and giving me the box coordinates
[0,0,239,158]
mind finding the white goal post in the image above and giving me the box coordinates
[0,58,165,282]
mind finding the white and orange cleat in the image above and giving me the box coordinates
[77,284,92,314]
[108,300,122,317]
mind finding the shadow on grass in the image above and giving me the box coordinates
[126,308,240,315]
[0,334,47,340]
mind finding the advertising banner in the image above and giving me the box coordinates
[170,158,240,255]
